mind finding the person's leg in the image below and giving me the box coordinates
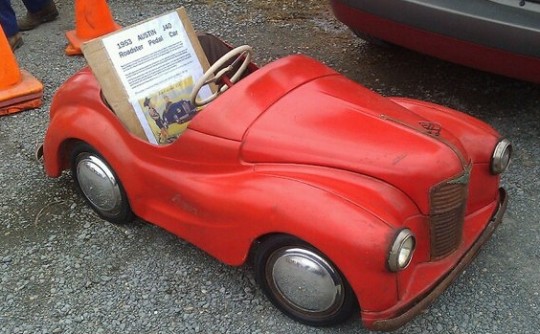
[0,0,23,49]
[21,0,50,12]
[18,0,58,31]
[0,0,18,36]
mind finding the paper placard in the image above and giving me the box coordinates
[82,8,212,144]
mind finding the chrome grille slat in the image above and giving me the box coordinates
[429,179,468,260]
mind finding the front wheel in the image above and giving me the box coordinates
[254,235,357,326]
[71,143,133,224]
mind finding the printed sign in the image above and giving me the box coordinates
[82,8,212,144]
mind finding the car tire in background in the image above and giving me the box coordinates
[254,234,357,326]
[70,142,134,224]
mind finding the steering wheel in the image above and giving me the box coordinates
[190,45,253,107]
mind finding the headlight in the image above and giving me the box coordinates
[388,229,415,272]
[491,138,512,175]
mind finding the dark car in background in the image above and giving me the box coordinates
[329,0,540,83]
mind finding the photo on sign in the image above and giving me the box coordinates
[137,77,201,144]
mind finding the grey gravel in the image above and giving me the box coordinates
[1,0,539,334]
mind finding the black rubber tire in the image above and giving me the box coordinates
[254,235,357,326]
[70,142,134,224]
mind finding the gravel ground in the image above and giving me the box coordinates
[1,1,539,333]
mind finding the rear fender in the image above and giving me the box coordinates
[42,105,142,188]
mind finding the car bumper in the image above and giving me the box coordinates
[330,0,540,82]
[364,188,508,331]
[331,0,540,58]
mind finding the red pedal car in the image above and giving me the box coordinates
[41,45,511,330]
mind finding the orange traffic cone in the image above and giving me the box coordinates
[0,27,43,116]
[65,0,121,56]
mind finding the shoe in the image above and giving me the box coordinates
[17,1,59,31]
[8,33,24,51]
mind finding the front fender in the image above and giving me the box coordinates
[184,165,423,313]
[254,165,421,228]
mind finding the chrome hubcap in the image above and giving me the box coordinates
[268,247,344,315]
[76,154,123,216]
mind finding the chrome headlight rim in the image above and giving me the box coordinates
[387,229,416,272]
[491,138,512,175]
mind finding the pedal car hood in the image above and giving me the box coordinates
[240,66,470,206]
[190,55,469,210]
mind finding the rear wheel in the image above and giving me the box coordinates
[254,235,357,326]
[70,143,133,224]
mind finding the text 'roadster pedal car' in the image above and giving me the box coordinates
[41,44,511,330]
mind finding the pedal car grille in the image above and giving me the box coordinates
[429,178,468,260]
